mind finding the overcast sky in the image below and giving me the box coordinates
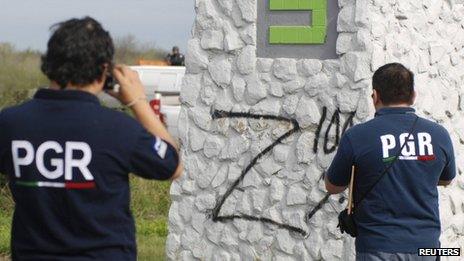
[0,0,195,52]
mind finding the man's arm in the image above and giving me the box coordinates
[130,101,183,180]
[128,130,180,180]
[111,65,183,180]
[325,177,348,194]
[325,134,355,194]
[438,133,456,187]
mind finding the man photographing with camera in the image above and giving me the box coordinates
[325,63,456,260]
[0,17,182,260]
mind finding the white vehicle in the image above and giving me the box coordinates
[130,66,184,97]
[99,66,185,139]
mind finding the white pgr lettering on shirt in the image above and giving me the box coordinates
[11,140,94,180]
[36,141,63,179]
[380,134,396,158]
[418,132,434,156]
[65,142,93,181]
[399,133,416,157]
[380,132,434,158]
[154,137,168,159]
[12,141,34,178]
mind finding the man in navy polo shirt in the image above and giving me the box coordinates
[0,17,182,260]
[326,63,456,260]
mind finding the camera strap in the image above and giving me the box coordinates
[354,115,419,207]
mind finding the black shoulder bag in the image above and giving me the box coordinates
[338,116,419,237]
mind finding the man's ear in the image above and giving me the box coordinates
[372,89,379,105]
[97,64,109,84]
[409,90,417,105]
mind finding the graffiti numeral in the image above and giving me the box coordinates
[313,108,355,154]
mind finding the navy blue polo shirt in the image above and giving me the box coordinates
[327,107,456,253]
[0,89,179,260]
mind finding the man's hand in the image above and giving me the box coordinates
[108,64,183,180]
[109,65,147,105]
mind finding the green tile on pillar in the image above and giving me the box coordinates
[311,0,326,10]
[299,27,314,43]
[285,0,300,9]
[270,26,296,43]
[270,0,326,10]
[311,26,326,44]
[269,26,282,43]
[268,0,328,44]
[269,0,284,10]
[269,26,326,44]
[312,9,326,26]
[299,0,312,9]
[270,0,307,10]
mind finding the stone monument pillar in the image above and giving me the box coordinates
[167,1,464,260]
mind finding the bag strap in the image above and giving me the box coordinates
[354,115,419,207]
[347,166,355,214]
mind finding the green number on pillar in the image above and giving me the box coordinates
[269,0,327,45]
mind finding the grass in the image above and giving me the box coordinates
[0,212,11,257]
[132,177,171,261]
[0,43,48,92]
[0,41,171,260]
[0,177,13,260]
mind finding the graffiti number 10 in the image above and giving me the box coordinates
[313,107,356,154]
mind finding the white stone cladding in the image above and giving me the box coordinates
[168,0,464,260]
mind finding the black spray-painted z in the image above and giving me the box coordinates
[209,107,356,237]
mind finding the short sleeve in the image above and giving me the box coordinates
[129,129,179,180]
[439,134,456,181]
[326,133,355,187]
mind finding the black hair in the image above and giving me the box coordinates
[372,63,415,105]
[41,17,114,88]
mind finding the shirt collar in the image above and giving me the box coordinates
[375,107,415,117]
[34,88,100,105]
